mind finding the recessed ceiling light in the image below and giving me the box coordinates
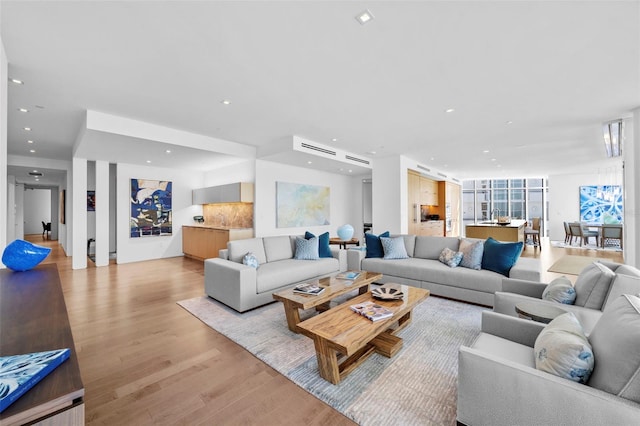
[367,151,376,155]
[430,157,435,161]
[445,108,455,113]
[348,169,353,173]
[355,9,374,25]
[18,108,29,113]
[27,140,34,144]
[146,160,152,163]
[24,127,31,131]
[307,161,312,164]
[10,78,23,85]
[332,138,338,142]
[221,100,231,105]
[505,120,513,125]
[165,149,171,154]
[29,149,35,153]
[482,150,489,154]
[33,170,38,173]
[35,178,40,181]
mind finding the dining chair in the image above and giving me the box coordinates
[579,222,599,246]
[41,221,51,239]
[563,221,572,244]
[568,222,582,245]
[524,217,541,250]
[601,224,623,249]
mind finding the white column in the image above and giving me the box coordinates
[72,157,88,269]
[0,35,8,257]
[624,110,639,267]
[95,161,109,266]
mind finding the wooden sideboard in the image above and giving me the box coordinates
[419,220,444,237]
[182,226,254,260]
[0,264,84,426]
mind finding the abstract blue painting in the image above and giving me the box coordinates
[276,182,330,228]
[579,185,623,224]
[130,179,173,237]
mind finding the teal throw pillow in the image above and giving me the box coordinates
[294,237,319,260]
[242,252,259,268]
[534,312,594,384]
[458,238,484,270]
[380,236,409,260]
[481,237,523,276]
[542,276,576,304]
[304,231,332,258]
[438,247,463,268]
[365,231,390,258]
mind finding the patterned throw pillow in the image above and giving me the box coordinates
[380,236,409,260]
[294,237,320,260]
[242,252,259,269]
[458,238,484,270]
[304,231,332,258]
[438,247,463,268]
[534,312,594,384]
[542,276,576,304]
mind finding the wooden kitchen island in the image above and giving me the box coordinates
[465,219,526,242]
[182,225,253,261]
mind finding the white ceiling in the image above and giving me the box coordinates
[2,1,638,187]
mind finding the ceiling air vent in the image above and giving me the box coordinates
[437,172,447,178]
[416,165,431,173]
[28,172,44,177]
[300,143,337,157]
[452,178,461,183]
[345,155,370,165]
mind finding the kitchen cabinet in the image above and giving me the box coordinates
[419,220,444,237]
[420,178,439,206]
[408,171,421,235]
[192,182,254,205]
[437,181,461,237]
[182,226,254,261]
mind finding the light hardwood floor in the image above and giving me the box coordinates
[25,235,622,425]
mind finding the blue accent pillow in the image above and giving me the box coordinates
[365,231,390,258]
[481,237,524,276]
[380,236,409,260]
[305,231,332,258]
[242,252,259,269]
[294,237,319,260]
[438,247,463,268]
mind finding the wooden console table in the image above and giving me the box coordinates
[329,237,360,249]
[0,264,84,426]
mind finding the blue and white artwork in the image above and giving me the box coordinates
[276,182,330,228]
[130,179,173,237]
[579,185,623,224]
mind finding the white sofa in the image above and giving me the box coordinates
[347,235,541,307]
[205,235,346,312]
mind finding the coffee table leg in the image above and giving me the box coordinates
[282,301,302,333]
[358,284,370,295]
[312,337,341,385]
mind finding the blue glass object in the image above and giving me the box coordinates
[337,224,354,241]
[2,239,52,272]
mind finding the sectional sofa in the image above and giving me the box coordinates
[205,235,346,312]
[347,235,541,307]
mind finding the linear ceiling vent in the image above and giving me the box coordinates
[452,178,461,183]
[300,143,337,157]
[345,155,370,165]
[437,172,448,178]
[416,165,431,173]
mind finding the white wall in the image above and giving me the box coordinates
[14,182,23,240]
[116,162,203,263]
[548,166,623,242]
[0,31,7,257]
[203,160,255,187]
[23,188,51,234]
[254,160,361,239]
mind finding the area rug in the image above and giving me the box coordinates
[550,240,622,252]
[177,293,486,426]
[547,255,608,275]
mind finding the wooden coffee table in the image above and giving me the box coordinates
[297,285,430,384]
[272,271,382,333]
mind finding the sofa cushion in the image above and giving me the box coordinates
[534,312,594,384]
[263,236,294,262]
[294,237,319,260]
[305,231,332,258]
[459,238,484,270]
[414,236,460,260]
[256,258,339,293]
[228,238,267,264]
[542,276,576,304]
[602,274,640,310]
[390,234,416,257]
[365,231,390,258]
[438,247,463,268]
[242,252,259,269]
[481,237,523,277]
[573,262,616,309]
[380,236,409,260]
[588,294,640,403]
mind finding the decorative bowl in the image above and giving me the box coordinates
[497,222,511,226]
[372,287,404,300]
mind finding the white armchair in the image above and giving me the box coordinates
[457,306,640,426]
